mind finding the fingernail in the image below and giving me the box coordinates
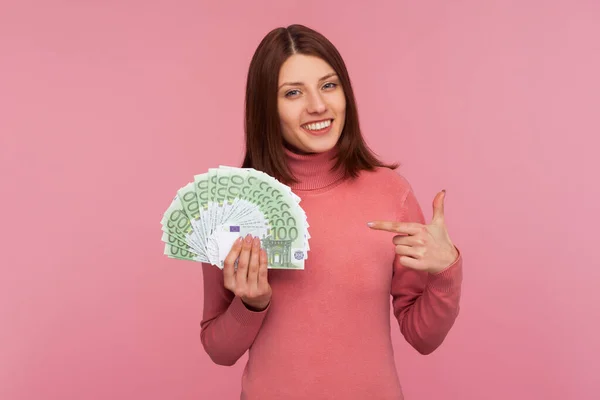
[367,222,374,227]
[245,234,252,243]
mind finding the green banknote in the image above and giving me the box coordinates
[161,166,310,269]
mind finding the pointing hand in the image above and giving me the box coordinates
[368,190,459,274]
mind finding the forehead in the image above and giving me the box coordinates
[278,54,335,83]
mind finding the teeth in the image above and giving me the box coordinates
[303,120,331,131]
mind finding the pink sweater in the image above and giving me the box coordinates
[200,148,463,399]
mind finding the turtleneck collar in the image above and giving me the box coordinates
[284,146,346,192]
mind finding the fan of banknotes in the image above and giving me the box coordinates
[161,166,310,270]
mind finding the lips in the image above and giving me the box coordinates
[300,119,333,136]
[301,119,333,131]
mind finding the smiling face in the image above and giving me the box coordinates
[277,54,346,154]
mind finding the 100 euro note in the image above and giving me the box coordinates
[240,168,310,254]
[215,167,269,230]
[221,169,307,269]
[162,166,310,270]
[161,194,209,262]
[210,167,272,266]
[162,170,274,267]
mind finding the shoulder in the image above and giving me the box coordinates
[342,166,418,215]
[356,166,415,199]
[363,167,426,223]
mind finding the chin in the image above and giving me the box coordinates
[299,137,339,154]
[297,128,341,154]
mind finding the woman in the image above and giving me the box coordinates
[200,24,463,400]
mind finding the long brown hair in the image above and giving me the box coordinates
[242,24,398,184]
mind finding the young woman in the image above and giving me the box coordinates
[200,24,463,400]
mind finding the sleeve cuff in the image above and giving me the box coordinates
[427,247,463,293]
[228,296,270,327]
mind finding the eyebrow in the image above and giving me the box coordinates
[278,72,338,90]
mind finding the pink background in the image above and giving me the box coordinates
[2,1,599,399]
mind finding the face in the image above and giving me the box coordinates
[277,54,346,154]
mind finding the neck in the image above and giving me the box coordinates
[284,146,346,192]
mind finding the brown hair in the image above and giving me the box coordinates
[242,24,398,184]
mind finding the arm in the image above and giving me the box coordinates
[199,262,270,366]
[390,188,463,355]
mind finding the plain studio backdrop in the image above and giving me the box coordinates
[1,0,599,399]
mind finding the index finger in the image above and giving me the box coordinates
[367,220,423,235]
[258,248,269,291]
[223,237,243,288]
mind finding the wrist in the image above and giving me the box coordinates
[242,298,270,312]
[428,246,460,274]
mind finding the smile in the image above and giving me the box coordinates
[301,119,333,132]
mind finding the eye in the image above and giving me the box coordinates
[285,89,301,98]
[322,82,337,90]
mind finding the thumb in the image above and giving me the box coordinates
[431,189,446,223]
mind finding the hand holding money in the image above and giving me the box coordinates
[161,166,310,270]
[223,235,272,311]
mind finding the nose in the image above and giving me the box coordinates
[306,91,327,114]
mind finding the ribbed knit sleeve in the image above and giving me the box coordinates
[390,187,463,355]
[199,262,270,366]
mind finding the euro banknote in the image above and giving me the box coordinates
[161,166,309,269]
